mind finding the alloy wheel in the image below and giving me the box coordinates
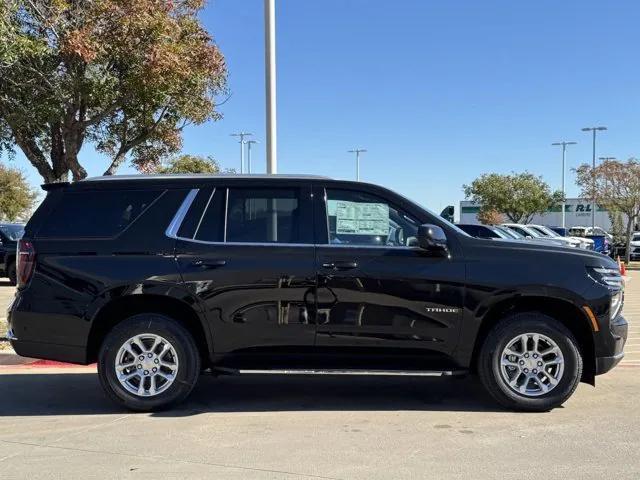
[499,332,565,397]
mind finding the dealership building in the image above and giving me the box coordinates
[459,198,615,230]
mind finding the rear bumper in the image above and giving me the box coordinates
[9,338,87,364]
[7,294,90,365]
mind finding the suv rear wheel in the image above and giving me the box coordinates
[98,314,201,411]
[478,312,583,411]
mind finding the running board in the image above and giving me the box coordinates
[207,368,468,377]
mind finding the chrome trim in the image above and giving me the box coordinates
[319,244,421,251]
[233,369,467,377]
[166,187,418,251]
[165,189,199,239]
[193,188,216,240]
[223,188,229,242]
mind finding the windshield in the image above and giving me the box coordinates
[0,224,24,241]
[519,225,542,238]
[633,234,640,242]
[528,226,550,237]
[496,226,524,239]
[535,225,561,238]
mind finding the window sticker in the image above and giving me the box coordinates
[328,200,389,235]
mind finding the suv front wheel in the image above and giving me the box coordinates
[98,314,201,411]
[478,312,583,412]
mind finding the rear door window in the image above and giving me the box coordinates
[38,189,163,238]
[226,188,311,244]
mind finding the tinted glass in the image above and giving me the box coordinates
[226,188,307,244]
[194,189,225,242]
[39,190,162,238]
[177,188,214,239]
[325,189,418,247]
[458,225,479,236]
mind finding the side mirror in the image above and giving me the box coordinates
[417,224,448,253]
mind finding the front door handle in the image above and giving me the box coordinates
[191,259,227,268]
[322,260,358,271]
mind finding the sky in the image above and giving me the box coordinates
[6,0,640,219]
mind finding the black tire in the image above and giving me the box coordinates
[478,312,583,412]
[7,261,16,286]
[98,314,201,412]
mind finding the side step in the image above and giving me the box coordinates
[208,368,468,377]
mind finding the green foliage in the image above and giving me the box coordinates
[0,164,37,221]
[0,0,227,182]
[464,172,564,224]
[157,154,221,174]
[575,158,640,263]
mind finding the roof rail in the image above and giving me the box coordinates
[41,182,70,192]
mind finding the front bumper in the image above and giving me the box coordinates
[595,313,628,375]
[596,352,624,375]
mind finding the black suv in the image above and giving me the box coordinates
[8,175,627,411]
[0,223,24,285]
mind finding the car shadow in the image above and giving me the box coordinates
[0,372,506,416]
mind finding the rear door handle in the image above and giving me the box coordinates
[191,259,227,268]
[322,260,358,271]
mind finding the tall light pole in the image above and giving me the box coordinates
[581,126,607,229]
[246,140,259,174]
[231,132,253,174]
[552,141,577,228]
[265,0,277,174]
[348,149,367,181]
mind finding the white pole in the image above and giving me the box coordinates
[356,151,360,181]
[265,0,277,174]
[240,138,245,174]
[561,144,566,228]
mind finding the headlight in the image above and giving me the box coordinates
[586,266,623,288]
[610,291,623,320]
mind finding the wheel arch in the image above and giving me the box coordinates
[470,295,596,384]
[86,292,212,366]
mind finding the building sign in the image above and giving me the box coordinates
[459,198,618,230]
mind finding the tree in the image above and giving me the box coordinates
[575,158,640,264]
[156,154,221,174]
[477,209,504,225]
[0,0,227,183]
[0,164,37,221]
[464,172,564,224]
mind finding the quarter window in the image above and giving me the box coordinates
[39,189,162,238]
[325,189,419,247]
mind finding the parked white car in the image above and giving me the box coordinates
[501,223,568,247]
[527,224,593,249]
[630,232,640,260]
[569,226,613,243]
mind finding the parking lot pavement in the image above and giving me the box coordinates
[622,271,640,366]
[0,274,638,479]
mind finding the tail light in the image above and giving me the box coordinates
[17,239,36,288]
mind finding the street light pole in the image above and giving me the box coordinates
[551,141,577,229]
[581,126,607,229]
[348,149,367,181]
[246,140,259,174]
[231,132,253,174]
[265,0,277,174]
